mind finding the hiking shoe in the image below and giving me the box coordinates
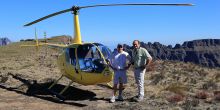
[135,95,139,98]
[136,96,144,102]
[117,95,124,101]
[110,96,115,103]
[133,96,144,102]
[131,95,138,100]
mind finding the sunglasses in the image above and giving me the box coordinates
[133,43,138,46]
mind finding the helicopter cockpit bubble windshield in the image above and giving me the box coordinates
[67,43,112,73]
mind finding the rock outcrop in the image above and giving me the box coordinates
[0,37,11,46]
[123,39,220,67]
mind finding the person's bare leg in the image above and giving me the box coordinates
[118,83,124,101]
[113,84,117,96]
[110,84,117,103]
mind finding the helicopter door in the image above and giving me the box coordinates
[77,44,107,73]
[65,48,77,66]
[90,46,106,72]
[63,48,82,81]
[69,48,77,66]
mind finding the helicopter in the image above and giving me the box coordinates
[23,3,193,99]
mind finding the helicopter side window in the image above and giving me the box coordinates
[90,45,109,72]
[69,48,76,66]
[65,48,70,63]
[92,46,101,59]
[94,44,112,64]
[99,45,112,59]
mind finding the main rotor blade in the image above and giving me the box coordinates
[79,3,193,9]
[24,3,193,26]
[24,8,72,26]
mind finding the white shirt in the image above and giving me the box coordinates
[110,51,131,70]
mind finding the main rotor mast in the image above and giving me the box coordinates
[72,6,82,44]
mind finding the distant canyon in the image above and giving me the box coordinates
[124,39,220,68]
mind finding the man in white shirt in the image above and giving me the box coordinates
[109,44,131,103]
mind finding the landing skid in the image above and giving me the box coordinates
[46,88,66,101]
[106,82,113,89]
[47,75,73,101]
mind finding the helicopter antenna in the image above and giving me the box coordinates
[44,31,48,57]
[35,28,39,47]
[44,31,47,43]
[24,3,194,44]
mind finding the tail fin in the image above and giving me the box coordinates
[20,28,47,49]
[35,28,39,46]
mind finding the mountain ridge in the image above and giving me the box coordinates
[0,37,11,46]
[123,39,220,68]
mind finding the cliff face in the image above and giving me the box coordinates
[123,39,220,67]
[0,37,11,46]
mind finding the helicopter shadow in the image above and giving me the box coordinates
[0,73,98,107]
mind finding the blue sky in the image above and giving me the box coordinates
[1,0,220,49]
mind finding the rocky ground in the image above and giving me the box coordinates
[0,41,220,110]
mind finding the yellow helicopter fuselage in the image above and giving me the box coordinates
[57,43,113,85]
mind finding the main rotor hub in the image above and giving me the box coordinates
[72,6,80,15]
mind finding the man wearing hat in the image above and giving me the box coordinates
[109,44,131,103]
